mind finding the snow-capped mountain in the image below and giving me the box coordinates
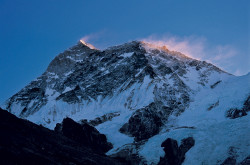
[2,40,249,164]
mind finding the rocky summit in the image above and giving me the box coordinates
[1,40,250,165]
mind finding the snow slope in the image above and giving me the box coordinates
[139,73,250,164]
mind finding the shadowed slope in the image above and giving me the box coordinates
[0,108,126,165]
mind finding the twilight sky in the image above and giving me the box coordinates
[0,0,249,103]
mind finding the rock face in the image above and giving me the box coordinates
[55,117,113,153]
[0,108,125,165]
[158,137,195,165]
[120,102,168,141]
[226,108,247,119]
[242,96,250,112]
[226,96,250,119]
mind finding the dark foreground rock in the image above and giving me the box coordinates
[158,137,195,165]
[0,108,126,165]
[54,117,113,153]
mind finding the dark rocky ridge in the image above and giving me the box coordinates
[0,108,126,165]
[158,137,195,165]
[55,117,113,153]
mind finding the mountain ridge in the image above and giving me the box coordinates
[3,40,230,124]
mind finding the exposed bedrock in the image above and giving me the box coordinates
[119,101,172,141]
[55,117,113,154]
[158,137,195,165]
[226,96,250,119]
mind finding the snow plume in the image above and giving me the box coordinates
[79,40,96,49]
[142,34,239,75]
[142,35,206,60]
[80,31,106,49]
[80,31,103,43]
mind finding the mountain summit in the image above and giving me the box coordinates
[79,40,97,49]
[2,40,250,164]
[3,40,228,125]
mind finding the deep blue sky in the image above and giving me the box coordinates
[0,0,249,103]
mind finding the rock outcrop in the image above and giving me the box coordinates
[55,117,113,153]
[226,96,250,119]
[158,137,195,165]
[80,112,120,126]
[120,102,169,141]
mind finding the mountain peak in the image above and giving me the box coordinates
[105,40,192,62]
[2,38,249,165]
[79,40,96,49]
